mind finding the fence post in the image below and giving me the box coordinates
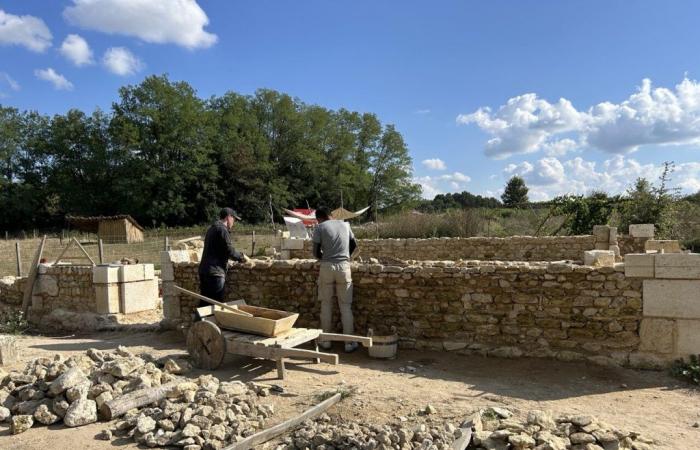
[251,231,256,256]
[164,236,170,251]
[4,231,8,240]
[15,241,22,277]
[98,239,104,264]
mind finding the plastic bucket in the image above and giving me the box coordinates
[367,327,398,359]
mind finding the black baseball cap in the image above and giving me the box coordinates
[220,207,242,221]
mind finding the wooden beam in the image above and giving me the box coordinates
[21,235,46,316]
[225,340,338,365]
[72,238,96,266]
[222,393,342,450]
[318,333,373,347]
[174,285,253,316]
[100,380,181,420]
[53,237,75,264]
[15,241,21,277]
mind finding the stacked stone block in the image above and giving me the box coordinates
[167,259,644,367]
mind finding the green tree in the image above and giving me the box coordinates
[619,162,678,238]
[501,176,529,207]
[550,192,619,235]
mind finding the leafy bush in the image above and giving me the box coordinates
[672,354,700,385]
[0,310,29,335]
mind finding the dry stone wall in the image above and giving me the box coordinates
[168,259,644,367]
[289,236,598,261]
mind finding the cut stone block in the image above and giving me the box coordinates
[281,239,305,250]
[643,279,700,319]
[161,282,180,319]
[677,319,700,356]
[592,225,610,242]
[118,264,155,283]
[119,279,158,314]
[160,251,191,282]
[594,243,610,250]
[0,336,19,365]
[639,318,675,354]
[95,283,120,314]
[655,253,700,279]
[608,227,618,243]
[645,240,682,254]
[629,224,655,238]
[280,250,290,260]
[584,250,615,267]
[92,265,120,284]
[624,253,655,278]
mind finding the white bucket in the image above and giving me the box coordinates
[367,327,398,359]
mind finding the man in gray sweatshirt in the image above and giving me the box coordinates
[312,206,358,352]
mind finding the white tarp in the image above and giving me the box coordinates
[283,217,309,239]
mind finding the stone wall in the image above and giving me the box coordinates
[625,252,700,367]
[167,259,645,367]
[289,236,598,262]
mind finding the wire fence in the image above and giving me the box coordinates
[0,229,278,277]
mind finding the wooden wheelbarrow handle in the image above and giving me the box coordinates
[173,285,253,317]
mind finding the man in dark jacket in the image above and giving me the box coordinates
[197,208,247,315]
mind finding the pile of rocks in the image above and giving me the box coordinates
[276,413,461,450]
[0,347,274,449]
[471,407,655,450]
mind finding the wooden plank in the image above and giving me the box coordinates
[21,235,46,315]
[15,241,21,277]
[318,333,373,347]
[221,327,321,348]
[223,393,342,450]
[196,300,247,318]
[53,237,75,263]
[225,340,338,364]
[174,285,253,316]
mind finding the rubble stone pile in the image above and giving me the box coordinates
[470,407,654,450]
[278,413,461,450]
[0,347,274,449]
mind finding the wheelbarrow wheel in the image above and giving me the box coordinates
[187,320,226,370]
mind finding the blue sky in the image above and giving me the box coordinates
[2,1,700,200]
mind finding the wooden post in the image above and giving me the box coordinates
[98,239,104,264]
[21,235,47,315]
[33,229,37,239]
[4,231,8,240]
[15,242,22,277]
[164,236,170,251]
[251,231,256,256]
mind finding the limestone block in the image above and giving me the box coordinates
[160,251,191,282]
[645,240,681,254]
[676,319,700,356]
[594,243,610,250]
[592,225,610,242]
[643,279,700,319]
[92,265,119,284]
[0,336,19,365]
[95,283,120,314]
[280,250,291,260]
[162,282,180,319]
[638,318,675,354]
[624,253,655,278]
[583,250,615,267]
[654,253,700,279]
[281,239,305,250]
[629,224,655,238]
[118,264,155,283]
[119,279,158,314]
[608,227,618,243]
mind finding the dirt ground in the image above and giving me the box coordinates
[1,330,698,449]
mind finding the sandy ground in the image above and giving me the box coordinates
[1,330,698,450]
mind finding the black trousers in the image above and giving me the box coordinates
[197,274,226,320]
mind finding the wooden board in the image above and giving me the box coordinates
[318,333,373,347]
[196,300,246,319]
[218,326,322,349]
[187,320,226,370]
[21,235,46,315]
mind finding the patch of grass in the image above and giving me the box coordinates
[315,385,358,402]
[672,354,700,385]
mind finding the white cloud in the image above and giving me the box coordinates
[60,34,94,66]
[500,155,700,200]
[34,68,74,91]
[64,0,217,49]
[0,72,20,97]
[421,158,446,170]
[102,47,143,76]
[459,77,700,159]
[415,109,431,114]
[415,172,472,198]
[0,9,52,52]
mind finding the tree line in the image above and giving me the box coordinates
[0,75,421,231]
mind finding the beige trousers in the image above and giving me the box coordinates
[318,261,354,335]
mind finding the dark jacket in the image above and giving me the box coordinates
[198,222,244,277]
